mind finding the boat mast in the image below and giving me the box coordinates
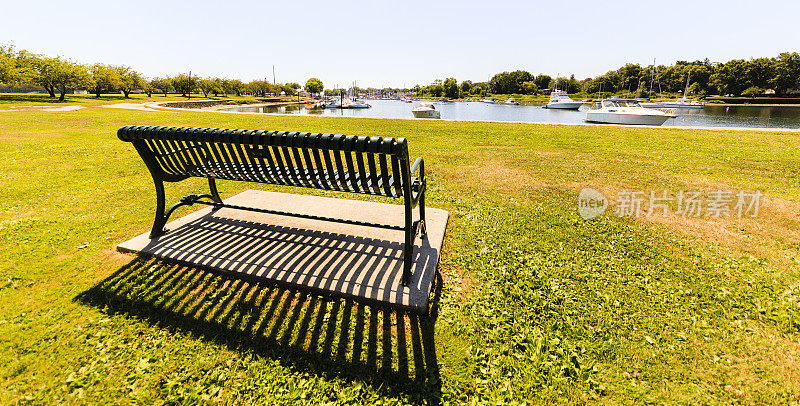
[598,82,602,102]
[684,70,691,97]
[655,64,663,102]
[649,58,655,100]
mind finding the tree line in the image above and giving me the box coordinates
[0,44,313,100]
[3,43,799,101]
[416,52,800,99]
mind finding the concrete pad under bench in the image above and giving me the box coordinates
[117,190,448,313]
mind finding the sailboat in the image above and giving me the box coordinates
[342,81,371,108]
[640,68,705,109]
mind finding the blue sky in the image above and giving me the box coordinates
[2,0,799,88]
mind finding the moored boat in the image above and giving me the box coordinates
[412,102,441,119]
[585,98,676,125]
[543,90,584,110]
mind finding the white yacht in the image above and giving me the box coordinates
[412,103,441,119]
[503,97,520,105]
[543,90,584,110]
[585,98,676,126]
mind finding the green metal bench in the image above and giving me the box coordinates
[117,125,427,285]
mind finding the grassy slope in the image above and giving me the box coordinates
[1,104,799,404]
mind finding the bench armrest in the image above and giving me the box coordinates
[410,157,425,203]
[410,157,424,176]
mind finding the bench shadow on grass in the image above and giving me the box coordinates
[75,255,443,403]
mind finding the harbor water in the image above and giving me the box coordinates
[223,100,800,130]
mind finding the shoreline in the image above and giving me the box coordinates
[147,102,800,133]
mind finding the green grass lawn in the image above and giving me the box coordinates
[1,103,799,404]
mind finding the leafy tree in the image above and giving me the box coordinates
[150,77,172,96]
[281,84,296,96]
[198,78,220,97]
[50,59,89,101]
[0,44,15,84]
[616,64,644,94]
[460,80,473,94]
[521,81,538,94]
[87,64,121,97]
[141,79,153,97]
[24,55,89,101]
[551,75,582,94]
[534,74,552,91]
[171,73,198,98]
[687,82,703,97]
[286,82,301,91]
[0,44,33,85]
[227,79,245,96]
[304,78,324,95]
[214,78,226,96]
[711,59,747,96]
[443,77,459,98]
[744,57,775,90]
[247,80,278,97]
[490,70,534,94]
[469,82,488,96]
[772,52,800,94]
[115,65,144,98]
[26,54,58,97]
[219,79,233,96]
[741,86,764,97]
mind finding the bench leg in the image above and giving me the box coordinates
[208,178,223,204]
[403,224,414,287]
[419,188,428,237]
[402,199,414,286]
[150,179,167,239]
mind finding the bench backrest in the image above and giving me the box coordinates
[118,125,411,198]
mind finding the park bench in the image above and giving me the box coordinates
[117,125,427,285]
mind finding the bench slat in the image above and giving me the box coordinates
[118,126,410,198]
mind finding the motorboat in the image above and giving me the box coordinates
[585,98,676,126]
[503,98,520,105]
[481,98,497,104]
[543,90,584,110]
[412,102,441,119]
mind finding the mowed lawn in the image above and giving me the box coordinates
[1,98,800,404]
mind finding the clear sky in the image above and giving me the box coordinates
[2,0,799,88]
